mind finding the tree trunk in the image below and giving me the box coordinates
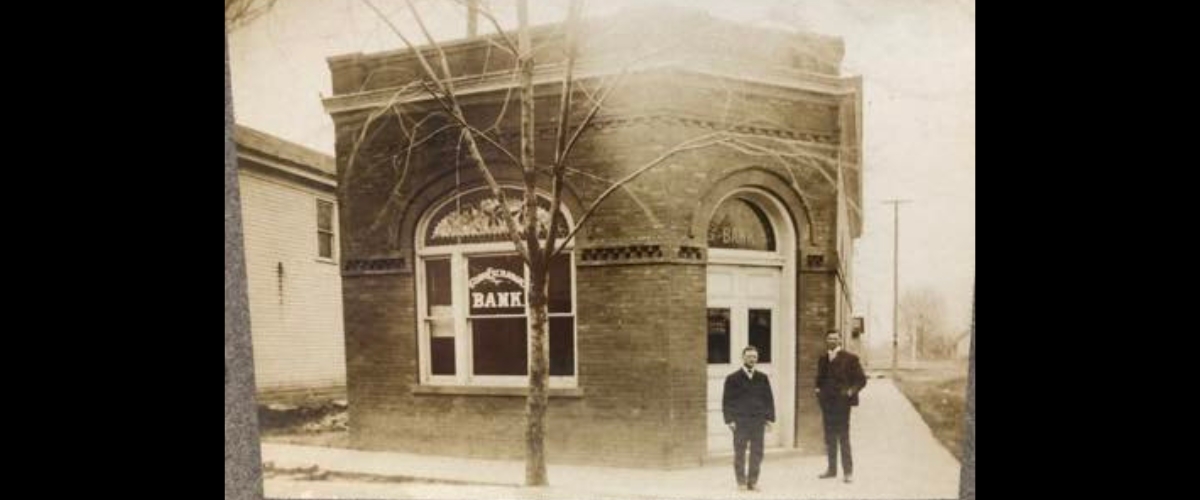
[525,267,550,486]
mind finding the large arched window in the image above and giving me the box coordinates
[416,187,576,387]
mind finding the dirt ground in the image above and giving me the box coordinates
[258,399,350,448]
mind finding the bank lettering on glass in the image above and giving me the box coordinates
[708,223,766,249]
[468,266,526,314]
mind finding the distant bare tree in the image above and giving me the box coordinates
[225,0,277,33]
[900,288,951,360]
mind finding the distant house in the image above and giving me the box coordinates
[234,124,346,403]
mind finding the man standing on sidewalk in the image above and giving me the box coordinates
[723,345,775,491]
[816,331,868,483]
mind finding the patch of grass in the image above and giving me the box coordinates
[893,365,968,462]
[258,400,350,448]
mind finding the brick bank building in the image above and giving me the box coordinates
[323,8,863,468]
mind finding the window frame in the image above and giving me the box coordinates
[315,198,336,262]
[415,188,577,388]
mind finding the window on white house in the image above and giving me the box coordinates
[317,199,335,259]
[417,187,575,386]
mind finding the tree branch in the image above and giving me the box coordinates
[561,166,662,232]
[544,0,583,261]
[363,0,530,262]
[367,109,454,237]
[710,137,820,243]
[343,81,424,193]
[516,0,540,267]
[449,0,518,54]
[485,70,521,133]
[405,0,465,110]
[557,71,625,167]
[554,133,725,256]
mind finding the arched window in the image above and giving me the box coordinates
[416,187,576,387]
[707,198,776,251]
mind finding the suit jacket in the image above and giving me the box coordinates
[723,368,776,424]
[816,350,867,407]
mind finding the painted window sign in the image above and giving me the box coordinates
[426,188,568,246]
[707,198,776,251]
[467,255,526,316]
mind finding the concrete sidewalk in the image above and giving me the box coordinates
[261,377,961,499]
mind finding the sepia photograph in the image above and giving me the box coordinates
[224,0,975,498]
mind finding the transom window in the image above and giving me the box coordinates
[708,198,775,251]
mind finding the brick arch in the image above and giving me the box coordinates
[393,168,585,252]
[686,166,817,248]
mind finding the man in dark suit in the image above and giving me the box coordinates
[723,345,775,491]
[816,331,867,483]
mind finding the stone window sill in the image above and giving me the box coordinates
[411,385,584,398]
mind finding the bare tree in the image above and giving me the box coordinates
[349,0,858,486]
[225,0,277,33]
[900,288,949,360]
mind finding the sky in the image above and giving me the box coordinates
[228,0,976,348]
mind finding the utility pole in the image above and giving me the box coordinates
[883,199,911,376]
[466,0,479,37]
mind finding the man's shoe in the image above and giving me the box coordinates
[737,483,746,491]
[747,484,758,492]
[818,471,837,479]
[843,474,854,483]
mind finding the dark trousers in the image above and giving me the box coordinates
[821,404,853,475]
[733,419,766,485]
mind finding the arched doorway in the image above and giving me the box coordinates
[705,188,798,455]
